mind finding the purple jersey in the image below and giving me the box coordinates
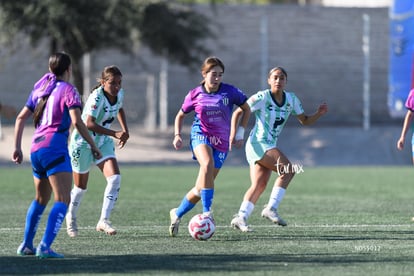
[405,89,414,111]
[181,83,247,152]
[25,79,82,153]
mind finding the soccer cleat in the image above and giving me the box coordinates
[66,216,78,238]
[36,246,64,259]
[96,219,117,235]
[169,208,181,237]
[203,210,214,222]
[261,206,287,226]
[17,243,35,256]
[231,215,252,232]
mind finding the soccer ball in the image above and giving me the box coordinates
[188,214,215,241]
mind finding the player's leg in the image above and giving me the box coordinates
[17,176,50,256]
[66,144,93,237]
[37,170,71,259]
[259,148,294,226]
[96,153,120,235]
[169,138,215,237]
[231,163,271,232]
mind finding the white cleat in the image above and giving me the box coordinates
[231,215,252,232]
[66,216,78,238]
[96,219,117,235]
[261,206,287,226]
[169,208,181,237]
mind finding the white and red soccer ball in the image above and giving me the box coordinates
[188,214,215,241]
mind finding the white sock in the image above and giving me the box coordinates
[100,174,121,221]
[67,186,86,219]
[267,187,286,210]
[238,201,255,220]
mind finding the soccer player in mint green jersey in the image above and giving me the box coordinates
[231,67,328,232]
[66,65,129,237]
[169,56,250,237]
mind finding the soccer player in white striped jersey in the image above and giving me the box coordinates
[230,66,328,232]
[66,65,129,237]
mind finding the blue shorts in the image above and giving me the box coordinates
[30,147,72,179]
[411,134,414,157]
[190,132,228,169]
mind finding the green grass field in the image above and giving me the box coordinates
[1,165,414,275]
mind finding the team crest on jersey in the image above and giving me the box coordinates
[222,97,229,106]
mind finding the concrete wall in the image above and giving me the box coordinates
[0,5,393,127]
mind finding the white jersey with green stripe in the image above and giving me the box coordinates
[70,86,124,148]
[247,89,304,148]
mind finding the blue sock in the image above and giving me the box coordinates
[22,200,46,249]
[176,197,196,218]
[201,188,214,213]
[39,202,67,249]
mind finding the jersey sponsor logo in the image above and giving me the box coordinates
[206,110,222,116]
[209,135,222,146]
[273,117,285,128]
[102,117,115,127]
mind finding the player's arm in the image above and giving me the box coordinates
[173,109,186,150]
[397,109,414,150]
[12,106,32,164]
[230,102,251,150]
[70,108,102,159]
[116,107,129,149]
[85,114,126,141]
[296,102,328,126]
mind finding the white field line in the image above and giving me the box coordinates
[0,224,412,232]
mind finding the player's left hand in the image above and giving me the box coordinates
[317,102,328,115]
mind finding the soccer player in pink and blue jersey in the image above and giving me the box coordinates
[12,52,101,258]
[169,56,250,237]
[397,88,414,221]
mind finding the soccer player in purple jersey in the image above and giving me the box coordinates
[12,52,101,258]
[169,56,250,237]
[397,88,414,222]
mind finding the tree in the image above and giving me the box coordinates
[0,0,213,95]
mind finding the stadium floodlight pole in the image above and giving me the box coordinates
[362,13,371,131]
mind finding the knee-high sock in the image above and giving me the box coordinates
[67,186,86,219]
[267,186,286,210]
[22,200,46,248]
[176,197,196,218]
[100,174,121,221]
[201,188,214,213]
[39,202,67,249]
[238,201,255,220]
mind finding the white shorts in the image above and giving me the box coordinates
[69,139,115,173]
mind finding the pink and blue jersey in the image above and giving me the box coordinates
[405,89,414,111]
[25,76,82,153]
[181,83,247,152]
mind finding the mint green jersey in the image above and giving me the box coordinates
[245,89,304,165]
[70,86,124,148]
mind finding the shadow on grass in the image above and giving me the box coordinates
[1,253,412,275]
